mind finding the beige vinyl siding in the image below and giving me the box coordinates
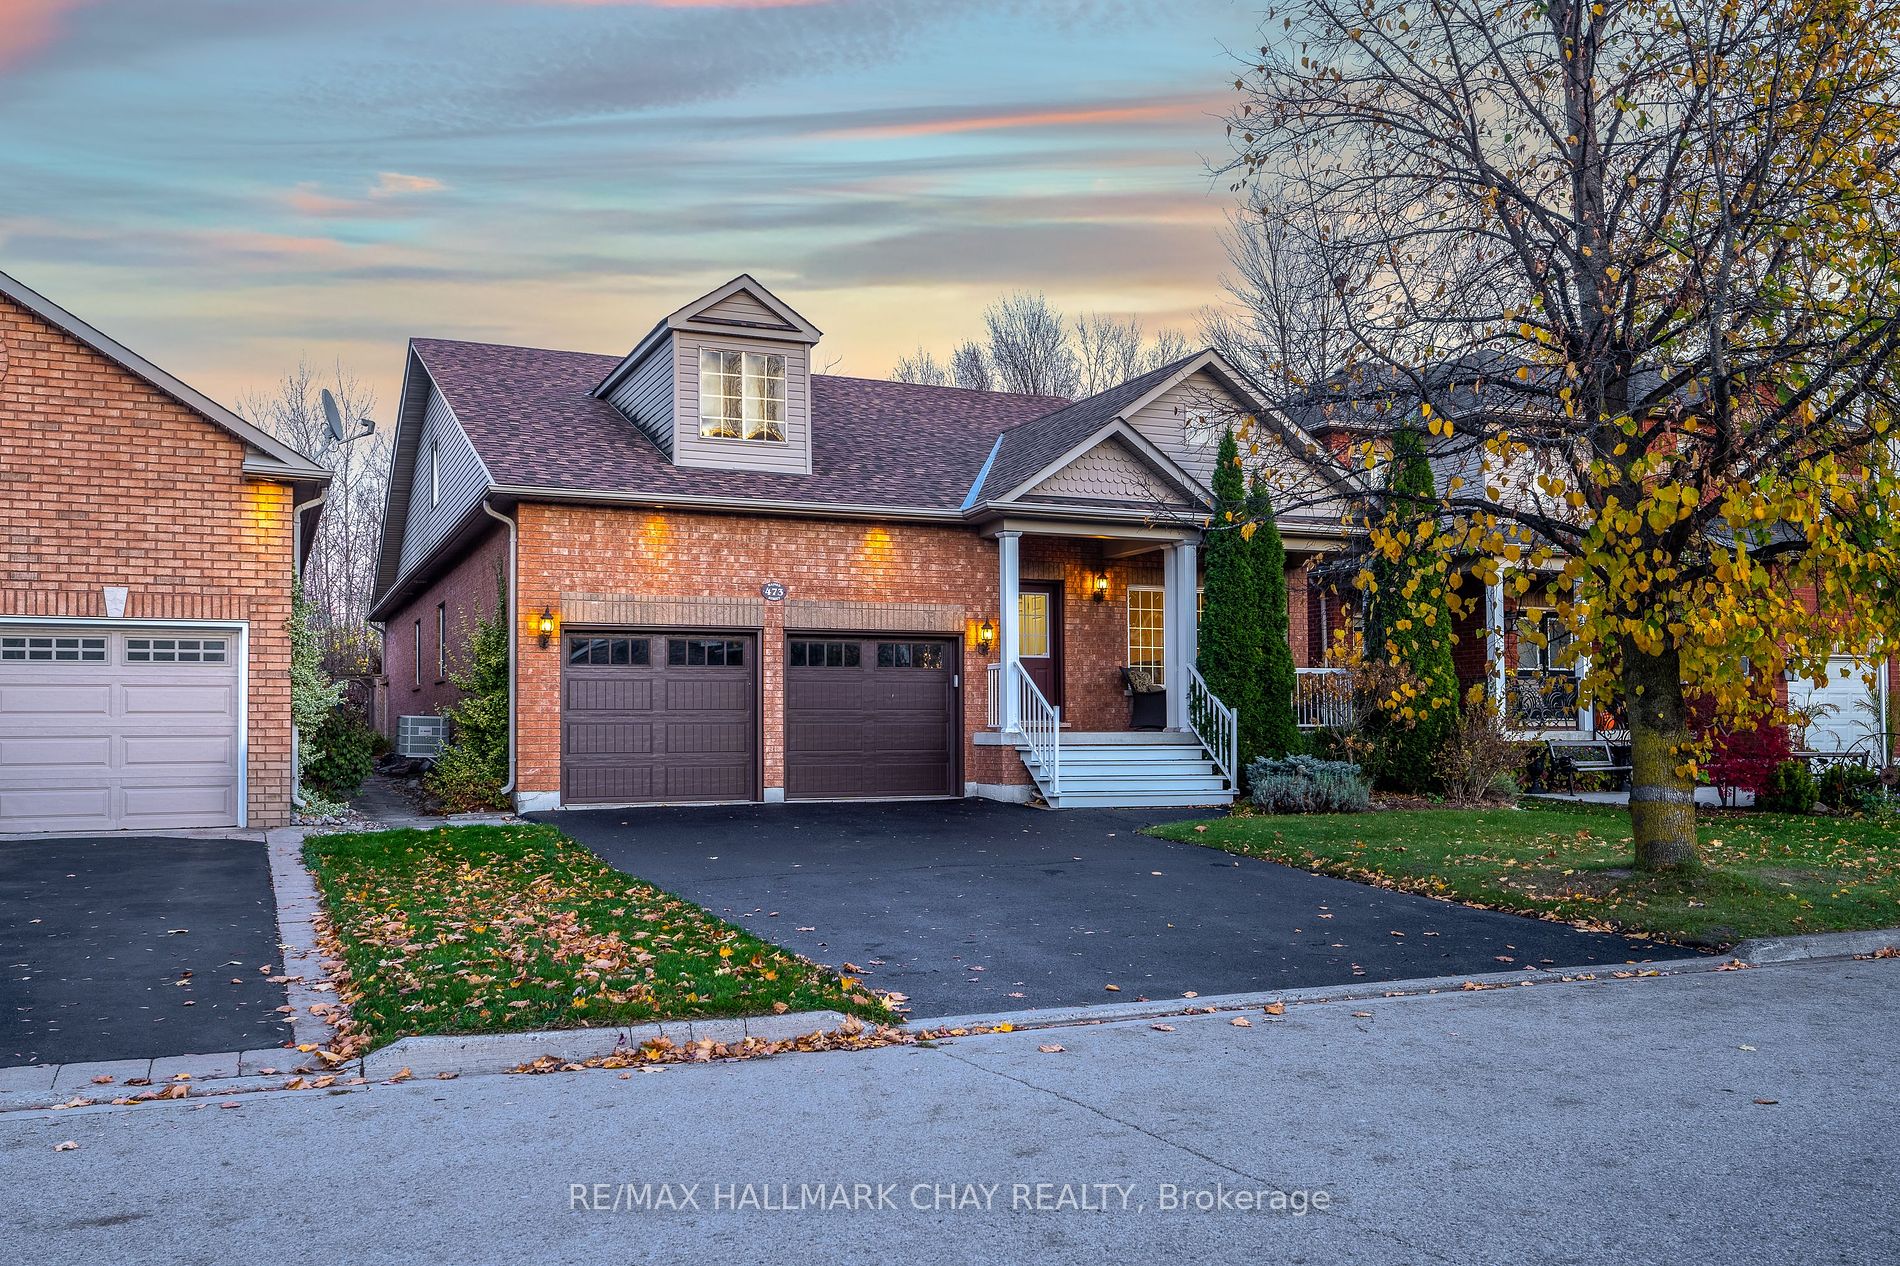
[398,385,489,576]
[605,339,676,455]
[670,333,812,475]
[698,289,794,330]
[1123,371,1237,489]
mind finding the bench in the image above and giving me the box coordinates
[1543,739,1632,793]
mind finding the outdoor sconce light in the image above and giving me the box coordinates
[537,606,555,648]
[1092,572,1109,603]
[977,618,995,656]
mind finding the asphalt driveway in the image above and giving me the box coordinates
[0,837,291,1067]
[549,800,1685,1019]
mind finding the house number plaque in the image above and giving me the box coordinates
[760,581,787,602]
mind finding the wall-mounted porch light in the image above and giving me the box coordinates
[977,618,995,656]
[536,606,555,648]
[1091,572,1109,603]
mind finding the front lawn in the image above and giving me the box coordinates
[1150,801,1900,947]
[304,824,887,1050]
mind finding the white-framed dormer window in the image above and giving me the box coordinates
[699,347,786,442]
[429,438,441,506]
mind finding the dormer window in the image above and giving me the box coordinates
[699,348,785,442]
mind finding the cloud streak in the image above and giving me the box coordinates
[0,0,89,71]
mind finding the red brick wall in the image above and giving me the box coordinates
[500,506,1223,800]
[380,525,506,730]
[0,291,300,828]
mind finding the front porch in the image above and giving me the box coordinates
[970,522,1235,808]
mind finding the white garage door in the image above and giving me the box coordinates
[0,627,241,833]
[1787,655,1881,756]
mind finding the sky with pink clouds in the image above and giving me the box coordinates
[0,0,1262,416]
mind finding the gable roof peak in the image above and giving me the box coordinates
[0,266,329,482]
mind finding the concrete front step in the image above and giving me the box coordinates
[1052,774,1230,794]
[1045,788,1234,808]
[1034,746,1221,766]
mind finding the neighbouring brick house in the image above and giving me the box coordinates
[369,275,1353,809]
[1288,364,1895,759]
[0,269,330,832]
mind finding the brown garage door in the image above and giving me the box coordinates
[0,626,242,833]
[561,633,757,805]
[785,637,957,799]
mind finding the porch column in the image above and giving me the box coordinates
[1177,539,1199,678]
[998,530,1022,733]
[1484,572,1508,713]
[1163,543,1188,730]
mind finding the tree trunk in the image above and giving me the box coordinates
[1621,642,1700,870]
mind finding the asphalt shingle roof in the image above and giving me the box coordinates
[411,338,1070,512]
[973,354,1200,503]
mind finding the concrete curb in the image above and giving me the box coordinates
[906,955,1725,1033]
[264,826,343,1052]
[358,1009,855,1079]
[1732,927,1900,964]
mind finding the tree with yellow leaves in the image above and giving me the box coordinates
[1224,0,1900,867]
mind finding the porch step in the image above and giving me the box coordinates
[1013,735,1236,810]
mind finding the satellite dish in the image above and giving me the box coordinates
[320,387,376,443]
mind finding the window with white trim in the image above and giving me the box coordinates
[1,634,105,662]
[436,603,447,680]
[413,619,422,687]
[698,348,786,441]
[1128,586,1166,684]
[125,637,226,663]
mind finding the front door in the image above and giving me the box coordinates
[1018,581,1063,708]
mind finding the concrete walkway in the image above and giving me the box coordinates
[1530,786,1749,807]
[3,954,1894,1265]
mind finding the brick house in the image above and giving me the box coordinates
[0,268,330,832]
[369,275,1353,809]
[1287,364,1895,760]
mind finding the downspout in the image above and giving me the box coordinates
[289,486,330,810]
[481,500,519,797]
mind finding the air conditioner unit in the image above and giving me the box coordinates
[396,715,447,759]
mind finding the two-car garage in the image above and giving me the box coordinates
[559,630,958,805]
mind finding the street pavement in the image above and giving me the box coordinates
[3,954,1894,1265]
[553,798,1678,1016]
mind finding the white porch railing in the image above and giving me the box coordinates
[985,661,1003,729]
[1294,667,1355,730]
[1185,664,1238,789]
[1008,660,1062,798]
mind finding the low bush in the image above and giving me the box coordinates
[1757,760,1817,814]
[1247,754,1371,814]
[304,707,379,802]
[1434,688,1529,805]
[1818,763,1884,813]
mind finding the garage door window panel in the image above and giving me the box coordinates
[669,638,744,667]
[126,637,227,664]
[568,636,650,667]
[2,635,107,662]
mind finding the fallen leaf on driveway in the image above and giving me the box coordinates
[1104,984,1121,992]
[89,1075,113,1085]
[53,1142,78,1152]
[1183,991,1199,998]
[1754,1098,1778,1105]
[1263,1003,1286,1016]
[1351,1011,1373,1018]
[1038,1044,1065,1053]
[992,1023,1014,1033]
[1231,1018,1253,1028]
[1150,1024,1175,1032]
